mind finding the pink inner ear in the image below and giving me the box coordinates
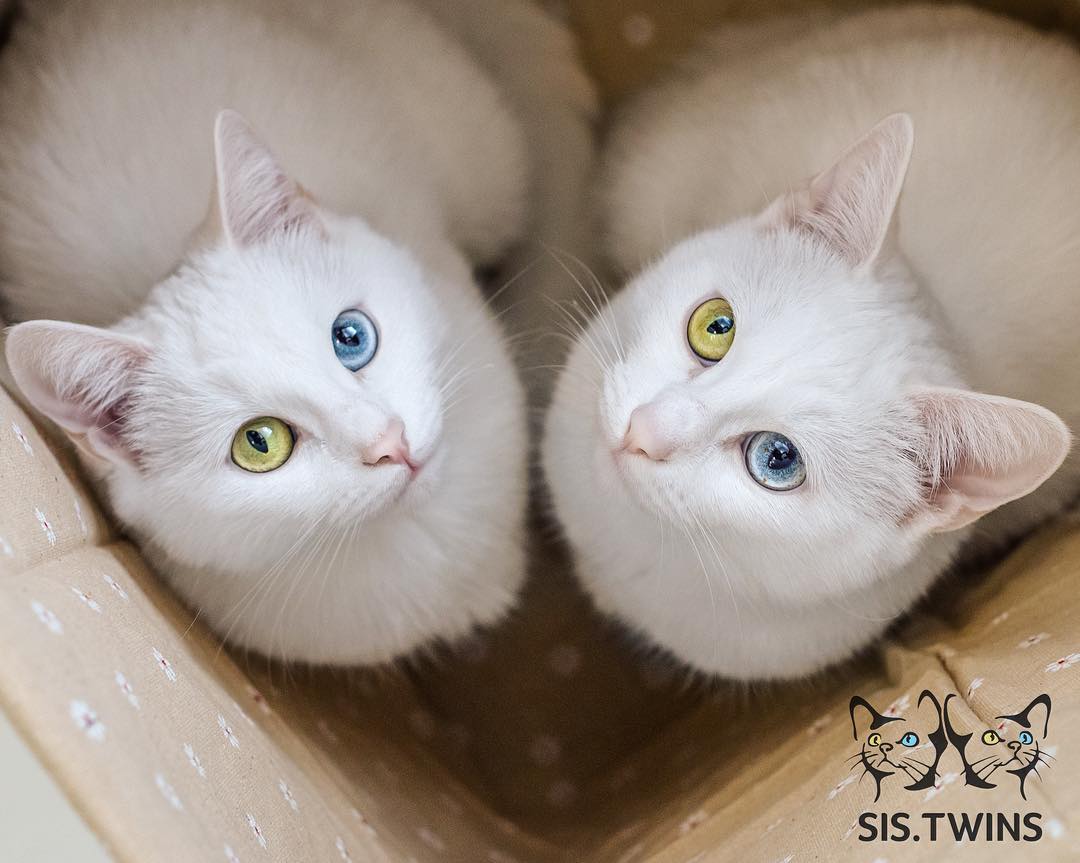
[913,388,1071,532]
[4,320,149,466]
[755,113,913,269]
[213,109,319,247]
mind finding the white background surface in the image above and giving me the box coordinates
[0,707,112,862]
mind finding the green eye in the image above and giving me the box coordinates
[982,730,1000,745]
[231,417,294,473]
[868,732,882,746]
[688,298,736,362]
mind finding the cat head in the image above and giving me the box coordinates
[4,110,499,580]
[944,692,1053,800]
[849,690,948,802]
[547,114,1069,622]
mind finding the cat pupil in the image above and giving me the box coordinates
[707,316,732,335]
[768,441,795,470]
[246,430,269,454]
[336,324,361,347]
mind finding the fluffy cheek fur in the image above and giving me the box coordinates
[89,231,528,664]
[544,298,959,678]
[547,308,926,608]
[105,333,527,664]
[547,231,936,602]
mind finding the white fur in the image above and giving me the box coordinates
[0,0,596,664]
[0,0,527,324]
[544,5,1080,679]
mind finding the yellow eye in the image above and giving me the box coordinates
[231,417,294,473]
[688,298,736,363]
[868,732,882,746]
[982,730,1000,745]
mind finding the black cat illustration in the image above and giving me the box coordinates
[944,692,1053,800]
[848,690,948,801]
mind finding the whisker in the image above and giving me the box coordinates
[903,755,932,771]
[677,520,723,668]
[480,257,541,311]
[432,294,530,385]
[543,245,626,364]
[1032,753,1054,770]
[267,520,338,665]
[213,514,327,658]
[544,296,617,376]
[689,511,744,646]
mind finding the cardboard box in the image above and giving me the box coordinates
[1,2,1078,860]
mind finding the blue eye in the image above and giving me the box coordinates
[745,431,806,491]
[1019,731,1034,745]
[332,309,378,372]
[900,732,919,747]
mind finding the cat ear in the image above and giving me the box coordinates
[943,694,996,789]
[901,690,947,791]
[916,690,949,754]
[210,109,320,247]
[4,320,149,467]
[916,689,944,735]
[910,388,1070,533]
[755,113,913,269]
[997,693,1051,737]
[848,695,900,739]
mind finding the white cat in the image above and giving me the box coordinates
[544,5,1079,679]
[0,0,590,665]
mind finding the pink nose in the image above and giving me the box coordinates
[623,405,676,461]
[362,419,415,470]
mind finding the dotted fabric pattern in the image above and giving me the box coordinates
[4,378,1080,863]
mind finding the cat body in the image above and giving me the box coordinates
[545,6,1079,678]
[0,0,590,664]
[0,0,528,324]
